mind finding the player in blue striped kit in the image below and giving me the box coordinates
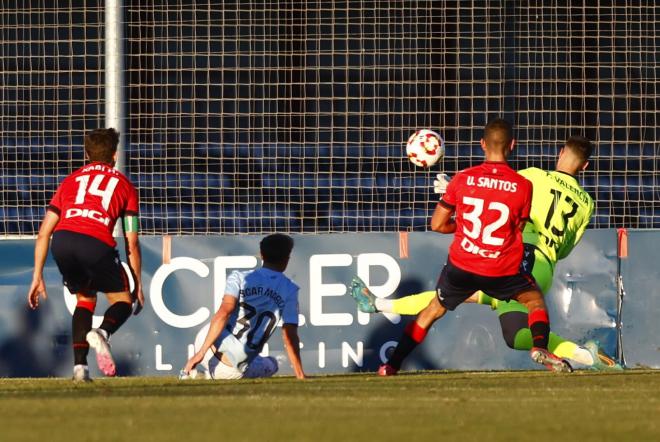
[180,233,306,380]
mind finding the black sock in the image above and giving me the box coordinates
[529,321,550,349]
[387,321,428,370]
[99,302,132,336]
[387,334,419,370]
[72,307,93,366]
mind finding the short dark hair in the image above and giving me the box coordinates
[483,118,513,152]
[564,135,593,163]
[84,128,119,163]
[260,233,294,265]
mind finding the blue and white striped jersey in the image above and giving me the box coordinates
[215,267,299,369]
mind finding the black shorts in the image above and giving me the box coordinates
[51,230,129,295]
[435,258,539,311]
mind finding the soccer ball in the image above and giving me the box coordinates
[406,129,444,168]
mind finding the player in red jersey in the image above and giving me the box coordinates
[27,128,144,381]
[379,119,571,375]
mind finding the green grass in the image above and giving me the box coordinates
[1,370,658,442]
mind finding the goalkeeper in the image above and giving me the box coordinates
[350,135,621,371]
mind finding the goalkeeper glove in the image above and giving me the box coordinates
[433,173,451,195]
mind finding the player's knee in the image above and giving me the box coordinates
[426,295,446,318]
[513,290,545,312]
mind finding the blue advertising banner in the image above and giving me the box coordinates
[0,229,645,378]
[619,230,660,369]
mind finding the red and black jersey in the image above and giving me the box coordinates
[48,162,139,247]
[440,161,532,277]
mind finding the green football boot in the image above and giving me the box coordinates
[584,340,624,371]
[349,276,378,314]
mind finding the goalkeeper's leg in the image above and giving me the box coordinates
[372,285,604,368]
[485,246,594,363]
[495,301,594,365]
[380,290,520,316]
[384,291,436,315]
[384,289,505,316]
[349,277,437,315]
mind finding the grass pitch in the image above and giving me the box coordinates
[0,370,658,442]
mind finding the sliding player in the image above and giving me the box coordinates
[180,234,305,380]
[351,135,621,371]
[28,128,144,381]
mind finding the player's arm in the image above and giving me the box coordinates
[430,202,456,233]
[281,323,306,379]
[28,210,60,309]
[123,217,144,314]
[183,295,238,373]
[123,184,143,313]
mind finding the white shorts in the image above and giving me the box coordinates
[208,354,279,380]
[193,326,278,380]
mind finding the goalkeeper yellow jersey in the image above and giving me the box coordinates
[517,167,594,266]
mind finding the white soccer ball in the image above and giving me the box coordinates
[406,129,445,168]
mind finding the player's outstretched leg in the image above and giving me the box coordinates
[86,329,116,377]
[350,276,378,313]
[584,340,623,371]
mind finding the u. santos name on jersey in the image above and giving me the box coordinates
[466,176,518,192]
[240,286,285,309]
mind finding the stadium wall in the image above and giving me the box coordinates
[0,229,655,378]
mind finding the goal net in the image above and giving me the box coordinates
[1,1,658,236]
[1,2,105,235]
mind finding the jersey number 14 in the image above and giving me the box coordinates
[75,174,119,210]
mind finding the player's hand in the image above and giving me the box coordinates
[132,287,145,316]
[183,351,204,374]
[178,369,192,380]
[433,173,451,195]
[27,276,48,310]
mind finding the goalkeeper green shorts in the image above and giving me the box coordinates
[528,245,554,295]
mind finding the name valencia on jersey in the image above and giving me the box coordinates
[547,172,591,205]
